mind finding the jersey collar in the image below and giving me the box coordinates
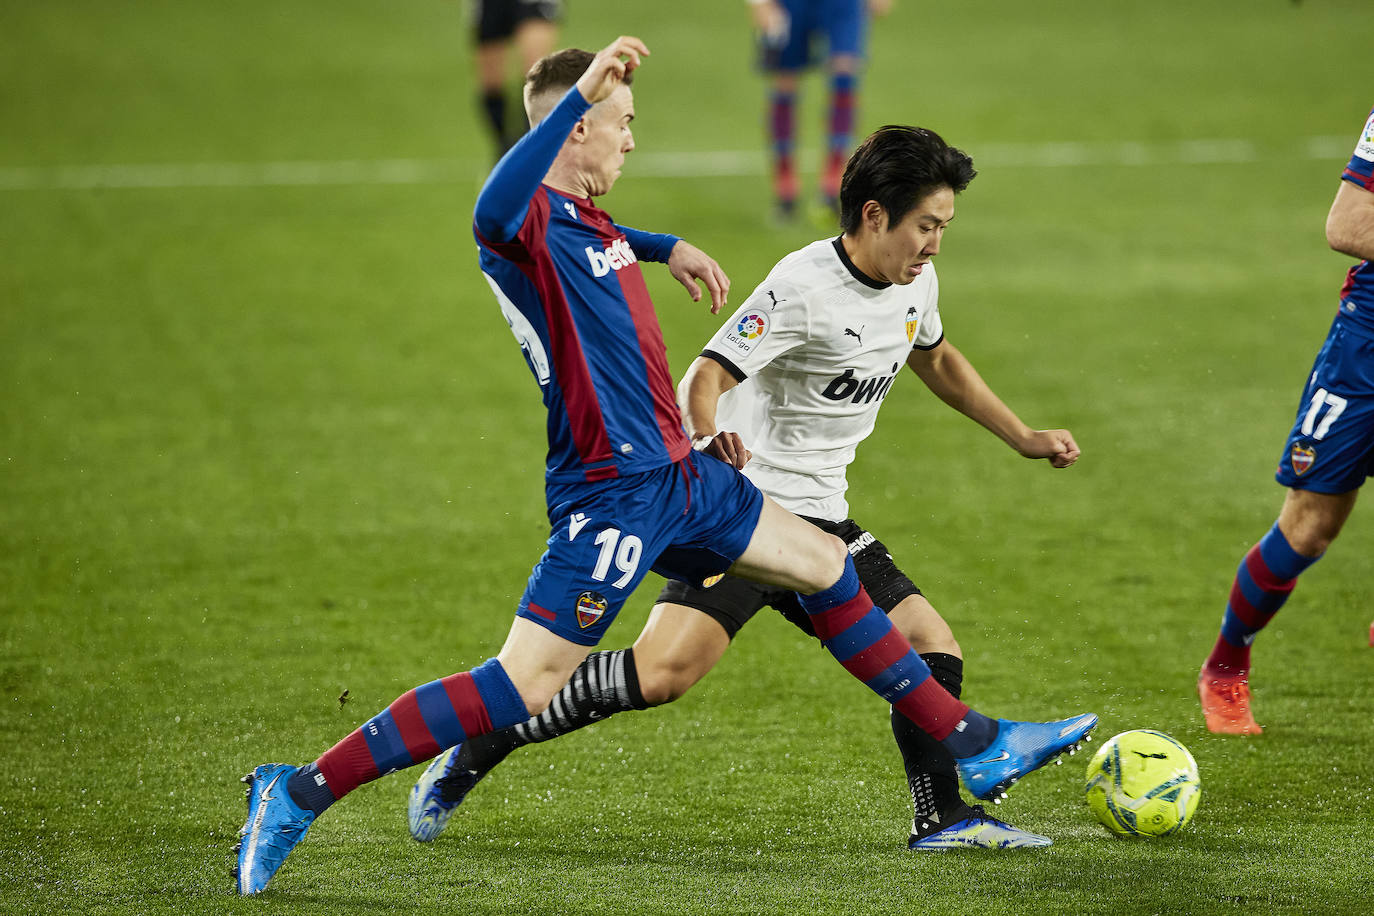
[832,237,890,290]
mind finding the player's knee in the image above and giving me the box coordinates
[1289,527,1338,557]
[1282,511,1345,556]
[892,597,961,656]
[636,659,703,706]
[815,533,849,585]
[905,623,960,657]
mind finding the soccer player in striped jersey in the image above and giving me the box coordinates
[1199,105,1374,734]
[410,126,1086,851]
[233,38,1095,894]
[749,0,893,219]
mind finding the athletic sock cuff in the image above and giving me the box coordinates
[799,554,861,613]
[620,648,649,710]
[470,658,528,731]
[1259,523,1320,579]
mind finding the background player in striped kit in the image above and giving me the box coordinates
[1199,105,1374,734]
[409,126,1086,850]
[232,38,1096,894]
[748,0,893,219]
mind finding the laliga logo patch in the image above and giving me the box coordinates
[1357,112,1374,162]
[737,313,767,339]
[1290,443,1316,476]
[722,311,769,354]
[575,591,608,629]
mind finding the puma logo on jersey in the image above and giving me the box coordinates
[586,238,638,277]
[766,290,785,309]
[844,326,864,345]
[821,367,897,404]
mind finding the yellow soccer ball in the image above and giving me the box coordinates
[1084,729,1201,837]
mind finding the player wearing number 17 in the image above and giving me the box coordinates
[230,36,1096,895]
[1199,105,1374,734]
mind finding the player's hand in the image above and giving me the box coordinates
[749,0,790,45]
[668,240,731,314]
[694,431,752,469]
[1018,428,1080,468]
[576,36,649,106]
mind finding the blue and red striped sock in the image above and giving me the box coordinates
[289,658,526,814]
[823,72,856,198]
[769,89,797,204]
[1206,523,1320,675]
[797,556,987,749]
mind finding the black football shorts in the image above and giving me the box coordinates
[474,0,563,44]
[655,516,922,638]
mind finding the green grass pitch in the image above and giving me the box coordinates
[2,1,1371,913]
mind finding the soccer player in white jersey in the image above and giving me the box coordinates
[409,125,1084,850]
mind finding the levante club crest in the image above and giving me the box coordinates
[1290,443,1316,476]
[576,591,608,629]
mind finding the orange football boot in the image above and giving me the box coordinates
[1198,667,1263,735]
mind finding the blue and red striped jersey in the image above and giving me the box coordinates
[1337,105,1374,333]
[474,87,690,483]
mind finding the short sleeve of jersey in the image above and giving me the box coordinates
[1343,106,1374,192]
[701,279,812,379]
[912,266,944,350]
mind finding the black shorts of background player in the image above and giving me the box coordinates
[441,514,1007,847]
[472,0,563,158]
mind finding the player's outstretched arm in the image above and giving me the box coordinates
[1326,180,1374,262]
[667,241,731,314]
[677,355,751,467]
[906,340,1079,468]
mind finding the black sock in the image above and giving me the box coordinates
[479,89,508,150]
[893,653,966,827]
[459,649,648,774]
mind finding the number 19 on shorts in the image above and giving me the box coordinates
[592,528,642,589]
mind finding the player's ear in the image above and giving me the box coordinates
[863,200,886,233]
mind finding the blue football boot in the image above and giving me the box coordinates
[908,805,1052,850]
[408,744,485,842]
[233,763,315,895]
[955,713,1098,802]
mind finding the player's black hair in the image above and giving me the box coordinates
[840,126,976,235]
[525,48,635,100]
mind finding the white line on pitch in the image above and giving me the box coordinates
[0,137,1354,191]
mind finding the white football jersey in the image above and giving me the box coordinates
[701,237,944,520]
